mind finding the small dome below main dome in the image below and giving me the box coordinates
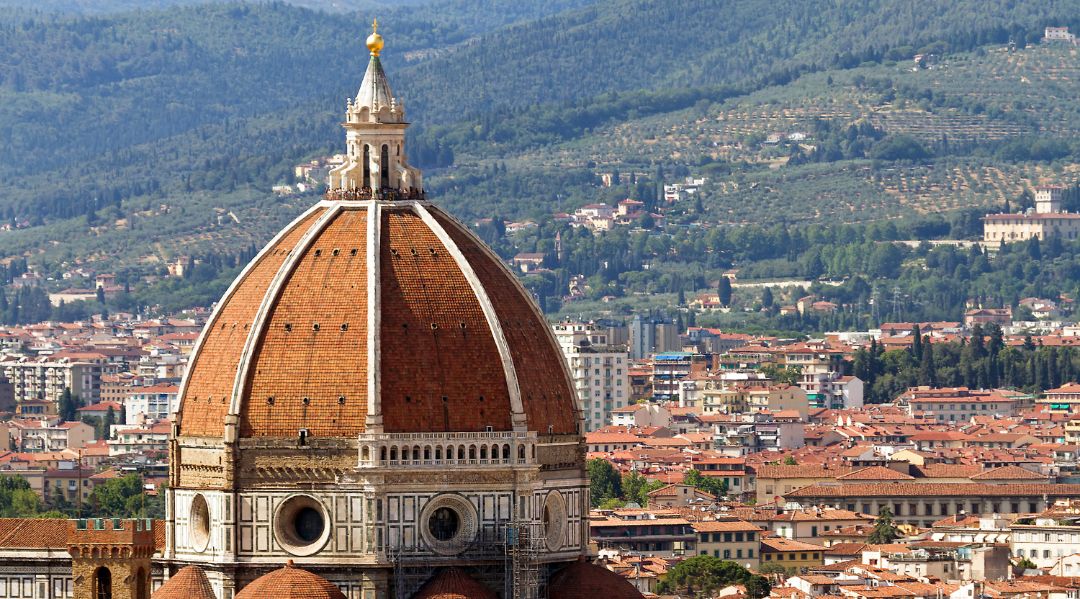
[548,559,645,599]
[235,561,347,599]
[152,566,215,599]
[411,567,497,599]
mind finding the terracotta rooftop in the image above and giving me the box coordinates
[0,518,69,548]
[234,561,346,599]
[789,482,1080,498]
[548,559,645,599]
[152,566,216,599]
[690,520,762,532]
[411,568,497,599]
[836,467,915,481]
[760,537,827,552]
[754,464,856,479]
[970,466,1049,481]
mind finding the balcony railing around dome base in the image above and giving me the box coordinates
[359,431,533,442]
[357,431,537,469]
[324,187,425,202]
[382,458,527,467]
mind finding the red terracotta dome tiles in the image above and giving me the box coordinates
[548,559,645,599]
[180,207,324,437]
[152,565,216,599]
[235,561,347,599]
[379,209,512,433]
[411,567,498,599]
[240,208,370,438]
[433,211,579,435]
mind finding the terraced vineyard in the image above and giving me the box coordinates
[487,42,1080,224]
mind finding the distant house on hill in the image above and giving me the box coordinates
[1045,26,1077,44]
[963,307,1012,328]
[512,252,546,273]
[983,186,1080,245]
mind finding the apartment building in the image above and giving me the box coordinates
[553,323,631,431]
[692,520,762,567]
[123,384,179,421]
[1,351,115,412]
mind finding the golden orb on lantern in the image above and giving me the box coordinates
[366,18,384,56]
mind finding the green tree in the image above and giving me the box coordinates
[761,365,801,386]
[588,459,622,508]
[783,456,798,466]
[745,575,773,599]
[718,276,733,307]
[103,407,116,439]
[868,506,900,544]
[684,468,727,498]
[761,286,774,309]
[89,474,159,518]
[658,556,757,595]
[870,134,930,161]
[0,475,46,517]
[757,563,792,576]
[59,387,78,422]
[917,339,937,387]
[622,471,665,506]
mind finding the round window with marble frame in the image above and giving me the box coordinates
[541,490,567,552]
[188,493,211,553]
[419,494,478,555]
[273,494,332,557]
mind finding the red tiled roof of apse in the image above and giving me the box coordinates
[411,568,498,599]
[152,566,215,599]
[0,518,69,548]
[235,561,346,599]
[548,559,645,599]
[176,201,580,439]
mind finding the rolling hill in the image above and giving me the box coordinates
[0,0,1078,314]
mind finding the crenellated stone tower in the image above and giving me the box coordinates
[69,518,156,599]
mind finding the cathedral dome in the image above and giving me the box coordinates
[152,566,215,599]
[163,27,588,599]
[411,567,497,599]
[235,561,347,599]
[547,559,645,599]
[175,199,579,440]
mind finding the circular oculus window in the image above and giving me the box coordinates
[189,493,211,553]
[273,495,331,556]
[541,491,567,552]
[419,494,478,555]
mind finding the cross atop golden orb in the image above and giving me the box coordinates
[366,18,384,56]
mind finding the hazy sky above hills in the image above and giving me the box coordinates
[0,0,423,15]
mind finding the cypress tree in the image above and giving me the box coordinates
[918,339,936,387]
[911,324,923,362]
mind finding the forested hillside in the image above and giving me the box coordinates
[1,0,1079,321]
[401,0,1078,122]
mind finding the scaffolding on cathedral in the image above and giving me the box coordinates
[387,519,546,599]
[503,518,545,599]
